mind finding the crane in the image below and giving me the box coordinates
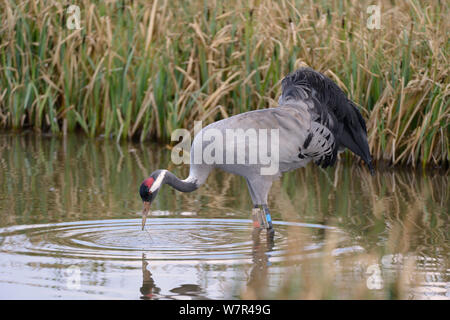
[139,67,374,234]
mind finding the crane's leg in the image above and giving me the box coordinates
[261,204,274,234]
[247,179,264,228]
[252,204,275,235]
[246,178,274,234]
[251,206,264,228]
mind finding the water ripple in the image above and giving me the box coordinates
[0,218,336,263]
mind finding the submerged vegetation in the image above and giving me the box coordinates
[0,0,448,167]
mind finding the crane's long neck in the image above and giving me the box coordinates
[159,170,199,193]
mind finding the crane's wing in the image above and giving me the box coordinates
[279,67,374,174]
[204,104,331,172]
[269,105,336,169]
[198,67,374,176]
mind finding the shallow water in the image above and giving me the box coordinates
[0,133,448,299]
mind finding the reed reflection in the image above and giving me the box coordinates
[0,133,447,299]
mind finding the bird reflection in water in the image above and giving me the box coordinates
[169,284,206,299]
[139,253,207,300]
[140,253,161,300]
[139,229,275,299]
[248,228,274,292]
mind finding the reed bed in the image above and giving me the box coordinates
[0,0,448,167]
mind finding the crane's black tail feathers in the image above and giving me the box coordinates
[281,67,374,175]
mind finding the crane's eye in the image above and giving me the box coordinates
[139,183,153,202]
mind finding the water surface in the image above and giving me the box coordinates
[0,133,448,299]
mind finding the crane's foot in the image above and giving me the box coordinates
[262,205,273,231]
[252,207,263,229]
[252,205,274,234]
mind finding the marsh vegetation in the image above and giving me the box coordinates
[1,0,448,167]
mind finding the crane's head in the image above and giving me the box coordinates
[139,170,166,230]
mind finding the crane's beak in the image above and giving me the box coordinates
[141,201,151,230]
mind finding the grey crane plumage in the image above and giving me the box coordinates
[139,67,374,232]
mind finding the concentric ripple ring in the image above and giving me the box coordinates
[0,218,339,263]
